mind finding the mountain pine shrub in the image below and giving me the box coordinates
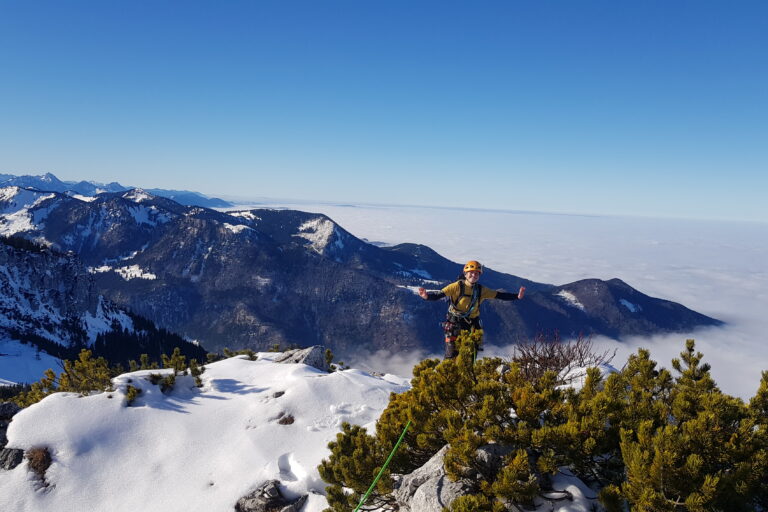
[57,349,113,395]
[320,330,553,511]
[159,374,176,394]
[319,336,768,511]
[13,350,114,407]
[161,347,187,374]
[222,348,257,360]
[601,340,766,511]
[125,385,141,406]
[189,358,205,387]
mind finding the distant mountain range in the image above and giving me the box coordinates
[0,172,232,208]
[0,183,722,364]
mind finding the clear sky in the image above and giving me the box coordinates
[1,1,766,222]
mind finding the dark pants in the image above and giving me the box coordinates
[443,314,482,359]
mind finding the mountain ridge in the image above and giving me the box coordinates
[0,184,722,362]
[0,234,206,384]
[0,172,232,208]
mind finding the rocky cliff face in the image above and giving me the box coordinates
[0,185,722,360]
[0,235,205,369]
[0,237,102,350]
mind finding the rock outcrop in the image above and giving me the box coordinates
[234,480,308,512]
[0,448,23,470]
[273,346,329,372]
[392,445,473,512]
[0,402,21,450]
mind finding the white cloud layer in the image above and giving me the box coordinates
[252,202,768,400]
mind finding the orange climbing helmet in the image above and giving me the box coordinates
[463,260,483,273]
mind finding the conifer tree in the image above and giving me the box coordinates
[189,358,205,387]
[13,350,113,406]
[603,340,763,511]
[161,347,187,374]
[13,368,58,407]
[57,349,113,396]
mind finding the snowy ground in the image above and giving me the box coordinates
[0,355,409,512]
[0,354,602,512]
[232,202,768,400]
[0,338,60,387]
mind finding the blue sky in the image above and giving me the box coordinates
[1,1,766,222]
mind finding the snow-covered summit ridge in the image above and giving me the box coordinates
[294,217,343,254]
[0,353,409,512]
[121,188,154,203]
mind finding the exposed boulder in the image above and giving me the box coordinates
[234,479,308,512]
[392,445,474,512]
[475,443,515,477]
[0,402,21,450]
[273,346,329,372]
[0,402,21,420]
[0,448,24,470]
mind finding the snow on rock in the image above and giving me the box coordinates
[81,298,134,344]
[0,210,36,236]
[294,217,336,254]
[556,290,585,310]
[90,265,157,281]
[229,211,260,222]
[619,298,641,313]
[222,223,252,234]
[252,276,271,288]
[0,188,58,236]
[70,194,97,202]
[114,265,157,281]
[127,205,172,226]
[0,355,410,512]
[558,363,618,391]
[122,189,153,203]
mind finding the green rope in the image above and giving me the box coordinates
[352,419,412,512]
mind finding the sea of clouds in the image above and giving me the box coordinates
[243,201,768,400]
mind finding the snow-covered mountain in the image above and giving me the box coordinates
[0,172,232,208]
[0,235,205,385]
[0,184,721,360]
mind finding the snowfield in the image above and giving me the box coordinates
[0,355,409,512]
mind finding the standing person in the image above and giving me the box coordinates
[418,260,525,359]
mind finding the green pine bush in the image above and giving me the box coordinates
[318,336,768,512]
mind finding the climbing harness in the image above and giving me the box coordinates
[447,280,482,319]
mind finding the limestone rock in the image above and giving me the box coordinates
[274,346,329,373]
[393,445,473,512]
[0,448,24,470]
[234,479,308,512]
